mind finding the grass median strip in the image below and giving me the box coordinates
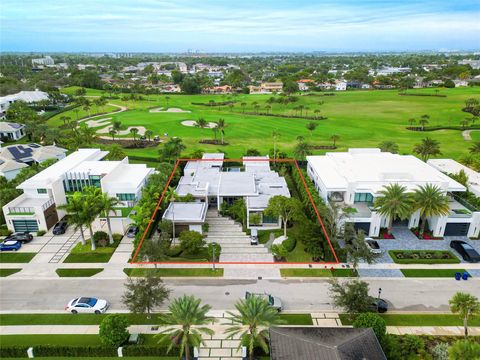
[279,313,313,325]
[0,268,22,277]
[400,269,470,278]
[280,268,357,277]
[339,314,480,326]
[1,358,177,360]
[56,268,104,277]
[124,268,224,277]
[0,253,36,263]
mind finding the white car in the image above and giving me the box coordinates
[65,297,109,314]
[365,238,382,254]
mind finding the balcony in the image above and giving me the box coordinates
[7,195,55,216]
[448,193,476,218]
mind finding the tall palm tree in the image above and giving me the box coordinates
[449,292,480,338]
[314,109,321,119]
[157,295,214,360]
[83,186,104,250]
[57,192,88,246]
[226,295,284,360]
[108,128,117,141]
[378,140,399,154]
[165,187,178,243]
[293,138,311,159]
[216,119,226,144]
[374,184,413,235]
[412,184,450,236]
[129,127,139,141]
[196,118,208,128]
[306,122,318,137]
[413,137,441,162]
[469,141,480,154]
[418,114,430,130]
[99,193,120,245]
[272,129,280,161]
[330,134,340,147]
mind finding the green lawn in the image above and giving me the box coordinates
[0,358,177,360]
[56,86,479,161]
[56,268,104,277]
[401,269,470,277]
[0,334,103,346]
[0,252,36,263]
[339,314,480,327]
[63,240,119,263]
[258,229,283,244]
[47,103,120,127]
[388,250,461,264]
[0,313,167,326]
[0,268,22,277]
[124,267,224,277]
[280,268,357,277]
[279,313,313,325]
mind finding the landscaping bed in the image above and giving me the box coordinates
[280,268,357,277]
[388,250,460,264]
[0,268,22,277]
[0,253,36,263]
[123,268,223,277]
[63,238,121,263]
[400,269,470,278]
[56,268,104,277]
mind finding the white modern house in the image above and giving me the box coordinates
[32,56,55,67]
[0,143,67,180]
[307,149,480,238]
[162,153,290,234]
[2,148,154,233]
[428,159,480,197]
[0,90,49,118]
[0,122,26,140]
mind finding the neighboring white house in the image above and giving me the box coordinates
[306,148,480,238]
[0,122,26,140]
[2,148,154,233]
[428,159,480,197]
[0,90,50,116]
[0,143,67,181]
[32,56,54,67]
[163,153,290,233]
[453,79,469,87]
[335,80,347,91]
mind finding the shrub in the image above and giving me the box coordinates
[352,313,387,342]
[282,237,296,252]
[207,242,221,261]
[448,339,480,359]
[271,244,288,261]
[34,346,117,357]
[0,346,29,357]
[99,314,130,347]
[0,228,12,237]
[202,222,209,233]
[93,231,109,242]
[166,246,183,257]
[113,233,123,241]
[399,334,425,358]
[431,342,449,360]
[36,230,46,236]
[179,230,206,255]
[123,345,180,356]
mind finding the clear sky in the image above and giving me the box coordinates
[1,0,479,53]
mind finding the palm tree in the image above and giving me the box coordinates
[469,141,480,154]
[413,137,441,162]
[408,118,416,127]
[265,104,271,114]
[196,118,208,128]
[374,184,413,235]
[157,295,214,360]
[314,109,321,119]
[272,129,280,161]
[306,122,318,137]
[241,102,247,113]
[112,120,122,132]
[460,118,470,130]
[294,138,311,159]
[449,292,480,338]
[145,130,154,141]
[57,192,88,246]
[165,187,178,243]
[330,134,340,147]
[226,295,284,360]
[83,100,91,118]
[129,127,139,141]
[165,96,171,107]
[216,119,226,144]
[108,128,117,141]
[60,116,70,126]
[418,114,430,131]
[83,187,104,251]
[99,193,120,245]
[412,184,450,237]
[378,141,399,153]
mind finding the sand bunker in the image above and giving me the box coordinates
[181,120,217,128]
[85,117,112,128]
[151,107,191,113]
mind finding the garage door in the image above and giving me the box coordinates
[444,223,470,236]
[353,222,370,234]
[12,220,39,232]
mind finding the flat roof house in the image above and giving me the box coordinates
[2,148,154,233]
[0,122,26,141]
[0,90,49,117]
[307,148,479,238]
[0,143,67,180]
[163,154,290,233]
[428,159,480,197]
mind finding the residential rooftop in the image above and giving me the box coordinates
[428,158,480,196]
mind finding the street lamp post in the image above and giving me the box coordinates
[377,287,382,312]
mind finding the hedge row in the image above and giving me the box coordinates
[127,155,158,163]
[0,345,179,358]
[290,166,328,221]
[41,104,79,121]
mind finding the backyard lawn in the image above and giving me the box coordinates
[54,86,479,161]
[0,253,36,263]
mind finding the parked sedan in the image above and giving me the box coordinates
[4,232,33,244]
[126,225,139,238]
[52,220,68,235]
[450,240,480,263]
[65,297,110,314]
[0,240,22,251]
[370,298,388,313]
[365,238,381,254]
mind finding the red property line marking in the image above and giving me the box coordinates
[130,158,339,265]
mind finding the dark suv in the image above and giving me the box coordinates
[53,220,69,235]
[5,232,33,244]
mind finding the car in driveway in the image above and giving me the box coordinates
[365,238,381,254]
[4,232,33,244]
[126,225,139,238]
[52,220,68,235]
[370,298,388,313]
[0,240,22,251]
[450,240,480,263]
[245,291,283,312]
[65,297,110,314]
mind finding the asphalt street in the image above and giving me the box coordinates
[1,278,479,312]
